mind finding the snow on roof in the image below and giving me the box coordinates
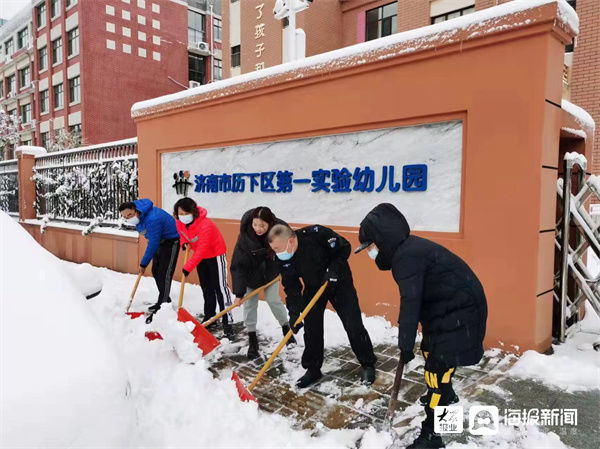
[562,99,596,133]
[132,0,578,119]
[16,146,47,156]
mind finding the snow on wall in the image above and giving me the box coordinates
[162,120,463,232]
[562,99,596,133]
[0,212,134,447]
[132,0,578,118]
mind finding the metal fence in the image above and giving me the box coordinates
[0,159,19,216]
[33,139,138,225]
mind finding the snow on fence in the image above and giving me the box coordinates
[33,138,138,230]
[0,159,19,216]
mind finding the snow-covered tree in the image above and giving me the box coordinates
[47,128,84,152]
[0,110,22,161]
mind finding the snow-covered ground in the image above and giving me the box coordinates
[2,210,599,448]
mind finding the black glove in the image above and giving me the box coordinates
[182,268,190,277]
[288,315,303,334]
[400,350,415,364]
[323,267,339,288]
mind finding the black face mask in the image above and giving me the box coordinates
[375,251,391,271]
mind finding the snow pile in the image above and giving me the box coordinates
[15,146,47,156]
[561,127,588,140]
[132,0,578,117]
[563,151,587,169]
[62,262,103,299]
[562,99,596,133]
[0,212,134,448]
[151,306,204,363]
[508,303,600,392]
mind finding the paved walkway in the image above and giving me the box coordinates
[206,321,599,448]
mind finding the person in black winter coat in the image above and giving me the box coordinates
[356,203,487,449]
[230,207,295,359]
[268,223,377,388]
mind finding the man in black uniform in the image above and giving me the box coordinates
[356,203,487,449]
[268,223,377,388]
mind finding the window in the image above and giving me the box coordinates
[188,53,206,84]
[37,3,47,28]
[21,103,32,123]
[188,10,206,44]
[5,39,14,57]
[51,0,61,18]
[231,45,240,68]
[213,18,222,41]
[21,139,32,146]
[69,123,81,134]
[17,27,29,49]
[366,2,397,41]
[41,131,50,148]
[67,28,79,56]
[69,76,80,103]
[7,75,16,95]
[19,66,30,89]
[0,82,3,98]
[54,83,64,109]
[565,0,576,52]
[52,38,62,64]
[66,0,77,8]
[213,58,222,80]
[38,46,48,71]
[431,5,475,24]
[40,89,49,113]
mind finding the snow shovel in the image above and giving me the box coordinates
[385,358,405,427]
[125,273,144,319]
[201,275,282,328]
[234,281,329,403]
[176,247,221,355]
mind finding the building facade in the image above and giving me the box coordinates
[223,0,597,165]
[0,0,222,158]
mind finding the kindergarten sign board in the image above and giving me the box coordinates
[161,120,463,232]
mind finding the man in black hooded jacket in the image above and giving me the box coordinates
[356,203,487,449]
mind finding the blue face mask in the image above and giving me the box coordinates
[276,240,295,261]
[368,247,379,260]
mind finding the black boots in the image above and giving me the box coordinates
[407,430,445,448]
[223,322,234,339]
[282,324,296,345]
[362,365,376,385]
[247,331,259,359]
[296,369,322,388]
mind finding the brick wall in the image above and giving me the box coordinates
[570,0,600,173]
[396,0,430,31]
[80,0,188,144]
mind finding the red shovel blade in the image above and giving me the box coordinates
[127,312,145,319]
[177,307,220,355]
[145,331,163,341]
[231,371,257,403]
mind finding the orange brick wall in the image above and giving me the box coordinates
[475,0,512,10]
[396,0,430,31]
[571,0,600,173]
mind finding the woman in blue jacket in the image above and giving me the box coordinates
[119,199,180,314]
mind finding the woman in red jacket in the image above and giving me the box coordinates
[173,197,234,338]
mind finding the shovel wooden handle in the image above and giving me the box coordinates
[202,275,282,327]
[386,358,405,424]
[126,273,143,313]
[248,281,328,391]
[177,246,191,310]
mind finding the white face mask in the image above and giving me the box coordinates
[179,214,193,225]
[126,216,140,226]
[367,247,379,260]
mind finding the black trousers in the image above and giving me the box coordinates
[196,254,233,325]
[422,350,457,433]
[302,283,376,371]
[151,238,180,305]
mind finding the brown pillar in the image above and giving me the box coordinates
[17,152,37,220]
